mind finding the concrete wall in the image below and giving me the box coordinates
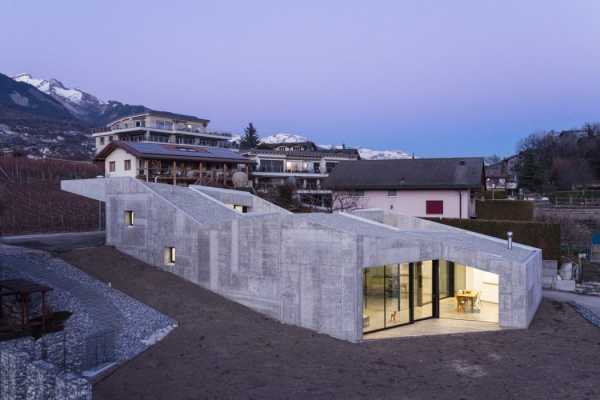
[102,178,362,341]
[347,189,473,219]
[189,185,291,215]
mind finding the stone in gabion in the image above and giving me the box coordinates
[1,350,30,400]
[25,360,58,400]
[54,373,92,400]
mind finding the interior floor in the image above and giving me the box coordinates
[439,297,499,323]
[363,317,502,340]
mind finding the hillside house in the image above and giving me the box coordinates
[325,158,485,218]
[93,112,250,186]
[485,155,519,196]
[243,141,360,207]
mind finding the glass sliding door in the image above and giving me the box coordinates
[363,267,385,332]
[413,261,434,321]
[363,261,438,334]
[384,264,410,327]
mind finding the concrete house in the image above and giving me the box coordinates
[62,178,542,342]
[325,158,485,218]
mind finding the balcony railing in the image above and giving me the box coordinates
[136,167,242,187]
[255,168,323,174]
[92,125,232,138]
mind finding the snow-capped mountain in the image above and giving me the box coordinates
[12,73,149,127]
[356,148,412,160]
[257,132,412,159]
[13,73,105,122]
[260,133,309,144]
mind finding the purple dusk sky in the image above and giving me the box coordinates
[2,1,600,157]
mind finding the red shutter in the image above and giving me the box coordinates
[426,200,443,215]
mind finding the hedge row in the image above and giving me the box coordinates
[428,218,561,262]
[482,190,507,200]
[476,200,534,221]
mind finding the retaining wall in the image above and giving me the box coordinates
[0,336,91,400]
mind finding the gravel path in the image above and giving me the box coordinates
[62,246,600,400]
[0,244,176,364]
[544,290,600,318]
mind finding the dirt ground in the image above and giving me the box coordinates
[61,247,600,400]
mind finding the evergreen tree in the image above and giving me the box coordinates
[240,123,259,149]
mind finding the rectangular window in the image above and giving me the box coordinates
[100,137,105,145]
[387,190,397,197]
[164,247,176,265]
[124,159,131,171]
[426,200,444,215]
[353,190,365,197]
[124,210,135,226]
[232,204,248,213]
[109,161,116,172]
[109,136,114,142]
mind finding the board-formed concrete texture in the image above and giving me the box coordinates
[62,178,543,342]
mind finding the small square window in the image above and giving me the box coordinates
[164,247,176,266]
[387,190,397,197]
[426,200,444,215]
[109,161,116,172]
[232,204,248,213]
[124,159,131,171]
[124,210,134,226]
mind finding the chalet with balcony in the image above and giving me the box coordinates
[485,155,519,196]
[93,112,250,187]
[242,141,360,207]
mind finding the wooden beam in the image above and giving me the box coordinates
[172,160,176,185]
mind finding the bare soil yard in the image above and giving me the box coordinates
[61,247,600,400]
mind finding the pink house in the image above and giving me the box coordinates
[325,158,485,219]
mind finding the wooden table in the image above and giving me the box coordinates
[456,291,478,313]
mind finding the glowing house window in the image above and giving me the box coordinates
[164,247,176,266]
[124,210,134,226]
[232,204,248,213]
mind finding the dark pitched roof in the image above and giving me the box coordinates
[325,158,485,190]
[95,141,250,163]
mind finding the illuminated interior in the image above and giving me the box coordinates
[362,259,499,334]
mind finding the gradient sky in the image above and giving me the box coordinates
[2,1,600,157]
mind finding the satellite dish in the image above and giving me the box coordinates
[232,171,248,188]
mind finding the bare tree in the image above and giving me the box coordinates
[328,191,364,213]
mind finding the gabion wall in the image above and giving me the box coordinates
[0,335,92,400]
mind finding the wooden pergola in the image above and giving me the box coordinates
[0,279,53,332]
